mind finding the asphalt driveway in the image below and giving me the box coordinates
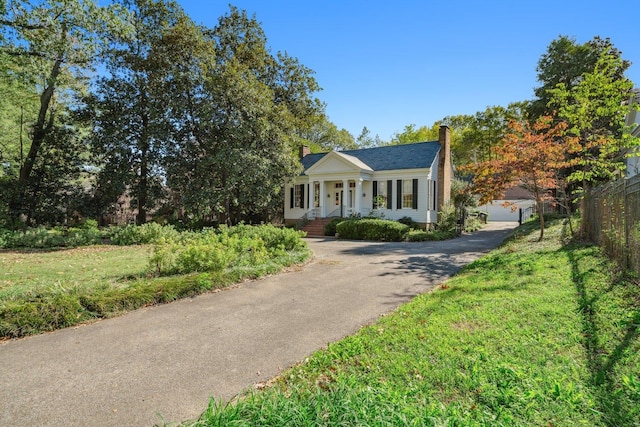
[0,222,517,426]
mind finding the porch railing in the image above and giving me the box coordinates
[326,207,341,218]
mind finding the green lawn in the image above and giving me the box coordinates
[0,243,311,339]
[185,220,640,426]
[0,245,150,299]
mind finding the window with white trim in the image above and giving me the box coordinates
[402,179,413,209]
[377,181,387,208]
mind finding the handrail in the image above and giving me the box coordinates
[326,207,341,218]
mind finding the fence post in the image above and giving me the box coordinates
[518,208,522,225]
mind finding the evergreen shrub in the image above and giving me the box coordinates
[335,219,409,241]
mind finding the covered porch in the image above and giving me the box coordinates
[286,150,376,223]
[305,178,373,220]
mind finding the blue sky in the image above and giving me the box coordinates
[179,1,640,141]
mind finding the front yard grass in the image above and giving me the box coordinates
[0,243,311,339]
[186,219,640,426]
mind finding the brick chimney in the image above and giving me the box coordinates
[437,125,451,210]
[299,145,311,159]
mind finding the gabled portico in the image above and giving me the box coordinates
[303,151,373,219]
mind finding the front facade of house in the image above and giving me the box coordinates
[284,126,452,226]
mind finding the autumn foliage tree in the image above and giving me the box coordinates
[463,116,576,241]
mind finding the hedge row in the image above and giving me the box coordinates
[335,219,409,242]
[327,218,459,242]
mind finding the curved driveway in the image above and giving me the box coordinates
[0,222,516,426]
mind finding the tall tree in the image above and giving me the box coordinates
[165,6,323,225]
[356,126,382,148]
[88,0,184,224]
[463,116,574,241]
[0,0,127,224]
[548,52,637,229]
[442,102,528,167]
[390,124,438,145]
[0,50,38,180]
[298,114,357,151]
[530,35,631,120]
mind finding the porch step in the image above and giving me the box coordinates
[301,218,333,238]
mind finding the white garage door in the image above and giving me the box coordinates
[478,200,536,222]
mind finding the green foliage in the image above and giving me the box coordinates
[224,223,306,253]
[323,217,344,236]
[107,222,179,246]
[436,203,459,233]
[149,224,307,276]
[530,35,630,120]
[1,0,130,225]
[356,126,384,147]
[335,218,409,241]
[406,229,456,241]
[299,114,357,151]
[441,102,528,167]
[390,123,439,145]
[463,212,485,232]
[173,239,236,274]
[0,226,102,248]
[162,6,322,225]
[1,2,324,227]
[549,52,636,189]
[397,216,421,229]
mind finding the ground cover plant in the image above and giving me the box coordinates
[185,219,639,426]
[0,220,104,249]
[0,224,310,339]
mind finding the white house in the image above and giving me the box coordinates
[284,126,452,227]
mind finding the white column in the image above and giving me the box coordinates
[342,179,349,215]
[309,181,316,218]
[355,178,363,216]
[319,180,325,217]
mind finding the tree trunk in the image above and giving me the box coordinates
[561,184,574,236]
[579,177,588,239]
[19,57,61,184]
[9,57,62,218]
[137,110,149,225]
[137,150,148,225]
[537,199,545,241]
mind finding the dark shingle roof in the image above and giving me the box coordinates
[300,141,441,173]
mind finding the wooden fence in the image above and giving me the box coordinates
[583,174,640,275]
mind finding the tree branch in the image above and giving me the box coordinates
[0,19,49,31]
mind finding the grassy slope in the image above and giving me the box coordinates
[0,245,311,339]
[188,220,640,427]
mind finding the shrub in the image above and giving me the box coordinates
[336,219,409,241]
[0,226,102,248]
[324,218,344,236]
[175,241,234,274]
[436,203,459,233]
[108,222,179,245]
[223,223,306,254]
[148,224,308,276]
[464,215,484,233]
[397,216,421,230]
